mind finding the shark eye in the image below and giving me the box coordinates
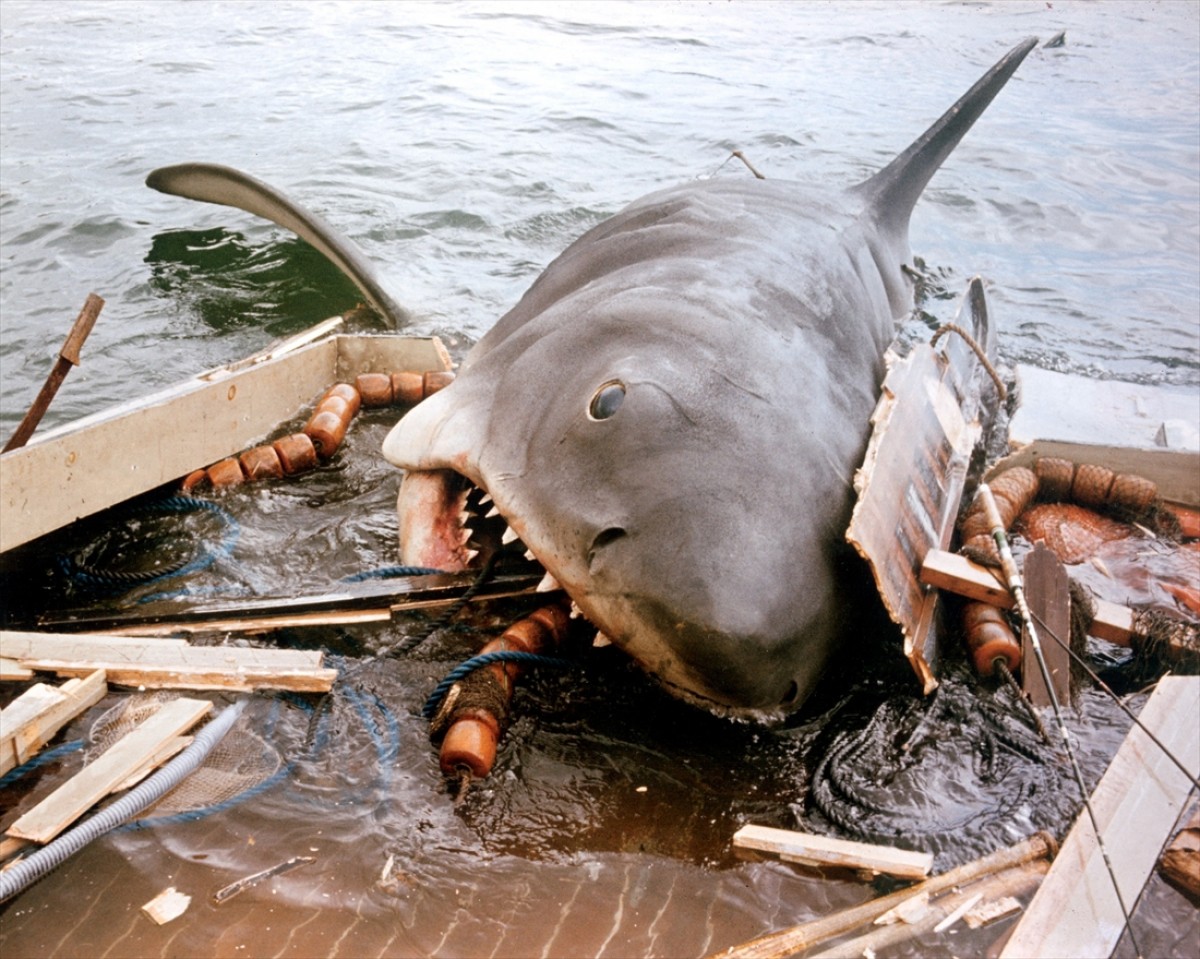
[588,381,625,421]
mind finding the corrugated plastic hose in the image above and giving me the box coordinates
[0,699,247,903]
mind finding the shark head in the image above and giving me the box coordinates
[383,269,853,717]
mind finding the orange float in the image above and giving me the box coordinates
[436,604,571,779]
[273,432,318,475]
[355,372,393,408]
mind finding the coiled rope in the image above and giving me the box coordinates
[59,495,240,590]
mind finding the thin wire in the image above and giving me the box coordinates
[1029,607,1200,791]
[980,483,1142,959]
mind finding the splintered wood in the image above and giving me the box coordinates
[846,277,996,693]
[1,630,336,692]
[1,670,107,775]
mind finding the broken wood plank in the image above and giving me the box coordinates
[7,697,212,843]
[0,670,107,775]
[1021,544,1072,708]
[733,824,933,880]
[808,861,1048,959]
[710,831,1055,959]
[1000,676,1200,959]
[847,277,997,694]
[142,886,191,924]
[0,657,34,681]
[32,569,547,636]
[920,549,1136,645]
[1158,808,1200,901]
[0,631,336,693]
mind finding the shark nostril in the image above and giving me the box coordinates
[588,527,627,567]
[591,527,627,551]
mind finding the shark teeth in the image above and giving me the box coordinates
[485,505,501,519]
[501,525,520,545]
[536,571,561,593]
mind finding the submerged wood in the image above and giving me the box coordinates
[1,630,336,692]
[0,670,107,775]
[1000,676,1200,958]
[34,570,550,637]
[7,696,212,843]
[994,364,1200,507]
[809,861,1048,959]
[711,831,1055,959]
[733,824,933,880]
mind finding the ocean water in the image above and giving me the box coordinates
[1,2,1198,957]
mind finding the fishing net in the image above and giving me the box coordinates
[86,692,283,818]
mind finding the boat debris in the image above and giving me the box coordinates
[211,855,315,904]
[732,824,933,881]
[142,885,191,924]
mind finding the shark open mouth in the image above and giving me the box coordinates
[396,468,560,593]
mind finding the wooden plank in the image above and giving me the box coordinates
[919,549,1135,644]
[0,670,108,775]
[0,632,336,692]
[112,735,192,792]
[1021,544,1072,708]
[733,824,933,880]
[0,657,35,681]
[1000,676,1200,959]
[847,277,995,694]
[27,662,336,693]
[2,631,319,667]
[7,696,213,843]
[0,633,336,691]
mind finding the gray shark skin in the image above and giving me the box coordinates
[146,40,1037,719]
[382,39,1037,718]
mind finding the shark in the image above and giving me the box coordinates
[147,38,1037,719]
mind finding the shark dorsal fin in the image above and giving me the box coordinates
[852,38,1038,236]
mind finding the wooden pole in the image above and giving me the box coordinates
[709,832,1056,959]
[3,293,103,453]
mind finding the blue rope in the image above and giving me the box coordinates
[421,650,573,720]
[341,565,443,582]
[60,495,240,591]
[0,740,86,789]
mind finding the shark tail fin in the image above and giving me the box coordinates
[853,38,1038,234]
[146,163,410,329]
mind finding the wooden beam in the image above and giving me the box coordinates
[0,670,107,775]
[1021,544,1072,707]
[7,696,213,843]
[733,824,933,880]
[920,549,1135,645]
[1000,676,1200,958]
[0,631,336,693]
[0,657,35,681]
